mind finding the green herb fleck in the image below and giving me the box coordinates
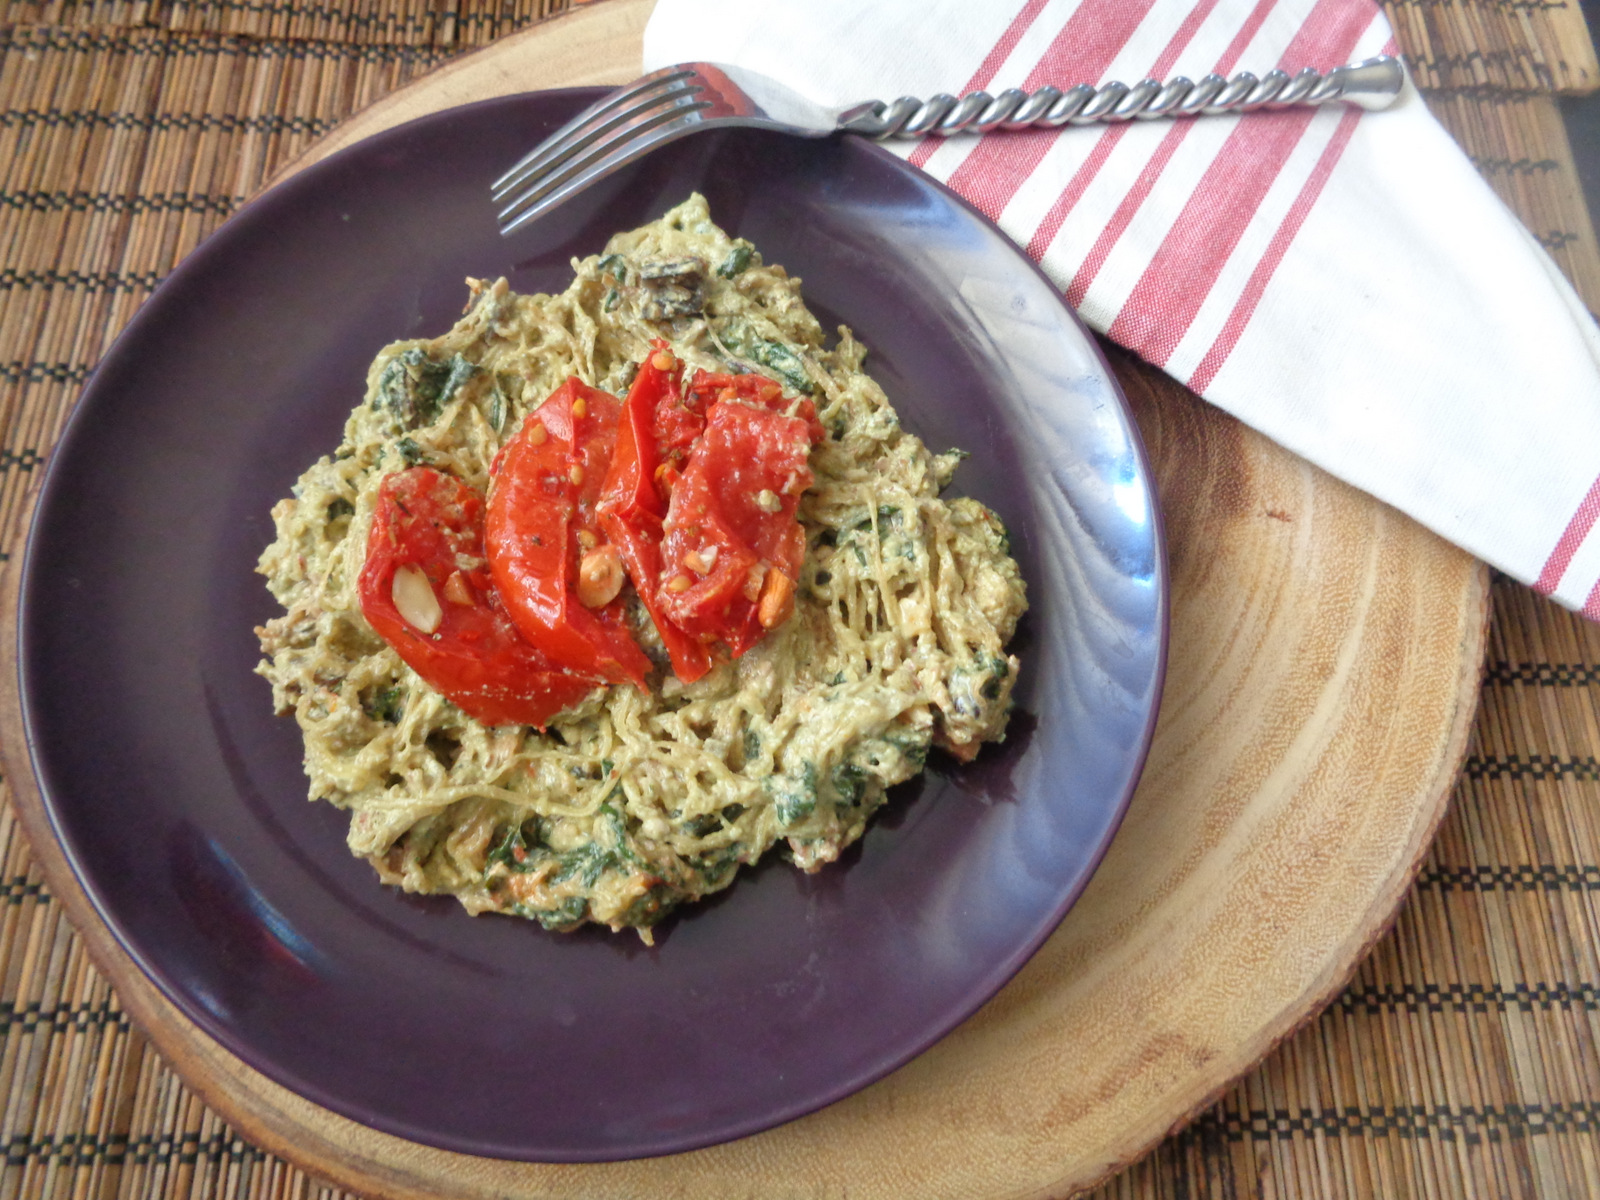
[375,349,480,429]
[362,686,403,723]
[717,318,814,394]
[771,762,819,826]
[716,242,753,278]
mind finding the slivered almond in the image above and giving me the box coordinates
[757,568,796,629]
[392,564,442,633]
[443,570,474,606]
[682,545,718,575]
[743,564,767,602]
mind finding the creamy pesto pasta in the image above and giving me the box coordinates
[256,195,1027,941]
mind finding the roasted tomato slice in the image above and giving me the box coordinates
[357,467,598,729]
[656,391,821,656]
[597,348,715,683]
[486,378,653,690]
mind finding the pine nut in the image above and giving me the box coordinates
[576,545,625,608]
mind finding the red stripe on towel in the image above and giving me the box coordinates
[1050,0,1271,282]
[1186,105,1363,392]
[908,0,1055,169]
[1104,0,1376,365]
[1535,471,1600,595]
[943,0,1158,221]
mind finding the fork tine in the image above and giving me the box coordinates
[497,107,705,236]
[491,67,699,201]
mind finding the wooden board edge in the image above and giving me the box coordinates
[1062,555,1493,1197]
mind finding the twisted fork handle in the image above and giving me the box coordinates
[839,55,1404,137]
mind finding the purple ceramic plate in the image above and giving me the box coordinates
[16,91,1166,1162]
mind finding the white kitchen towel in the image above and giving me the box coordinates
[644,0,1600,619]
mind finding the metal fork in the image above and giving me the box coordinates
[493,57,1405,236]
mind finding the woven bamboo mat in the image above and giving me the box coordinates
[0,1,1598,1197]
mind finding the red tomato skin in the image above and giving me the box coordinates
[486,379,653,690]
[597,349,716,683]
[357,468,598,729]
[658,398,817,655]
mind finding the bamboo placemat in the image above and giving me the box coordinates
[0,2,1597,1197]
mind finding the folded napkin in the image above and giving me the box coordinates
[644,0,1600,619]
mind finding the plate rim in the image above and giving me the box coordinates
[11,86,1169,1161]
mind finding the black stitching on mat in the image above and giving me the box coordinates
[1184,1101,1600,1145]
[1,362,92,386]
[0,267,165,294]
[0,108,338,138]
[1416,863,1600,892]
[1421,84,1554,104]
[162,0,445,35]
[1466,155,1561,176]
[1338,981,1600,1014]
[0,1001,128,1036]
[3,1131,269,1168]
[0,190,239,216]
[0,877,49,905]
[1463,754,1600,781]
[1485,662,1600,686]
[0,448,46,472]
[1,27,456,66]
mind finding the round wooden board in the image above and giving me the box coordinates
[0,2,1491,1197]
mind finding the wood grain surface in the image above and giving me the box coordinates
[0,2,1492,1196]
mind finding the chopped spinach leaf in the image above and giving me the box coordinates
[831,762,870,808]
[716,242,753,278]
[770,762,819,826]
[852,505,901,532]
[716,318,814,394]
[530,895,588,930]
[684,813,722,838]
[362,686,403,724]
[486,820,542,873]
[374,349,479,429]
